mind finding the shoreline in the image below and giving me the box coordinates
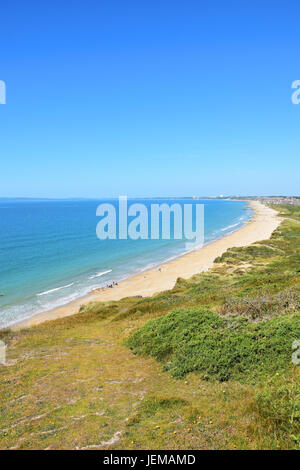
[12,201,280,331]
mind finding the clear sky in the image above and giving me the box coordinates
[0,0,299,197]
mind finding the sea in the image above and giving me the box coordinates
[0,198,252,328]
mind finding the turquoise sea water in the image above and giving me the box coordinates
[0,199,252,328]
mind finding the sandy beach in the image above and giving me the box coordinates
[13,201,280,330]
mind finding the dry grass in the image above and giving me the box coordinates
[0,310,263,450]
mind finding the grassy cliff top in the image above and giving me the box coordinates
[0,204,299,450]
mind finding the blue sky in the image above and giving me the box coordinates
[0,0,299,197]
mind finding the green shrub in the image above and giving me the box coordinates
[127,307,300,382]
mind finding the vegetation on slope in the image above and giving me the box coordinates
[127,205,300,444]
[127,308,300,382]
[0,204,299,449]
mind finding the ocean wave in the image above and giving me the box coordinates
[220,222,240,232]
[88,269,112,280]
[37,283,74,296]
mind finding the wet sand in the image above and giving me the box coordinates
[13,201,280,330]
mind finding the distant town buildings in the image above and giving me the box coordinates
[191,196,300,205]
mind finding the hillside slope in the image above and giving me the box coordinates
[0,204,299,450]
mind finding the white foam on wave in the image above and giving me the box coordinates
[220,222,240,232]
[88,269,112,279]
[37,283,74,296]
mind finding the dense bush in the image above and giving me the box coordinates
[220,288,300,320]
[127,307,300,382]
